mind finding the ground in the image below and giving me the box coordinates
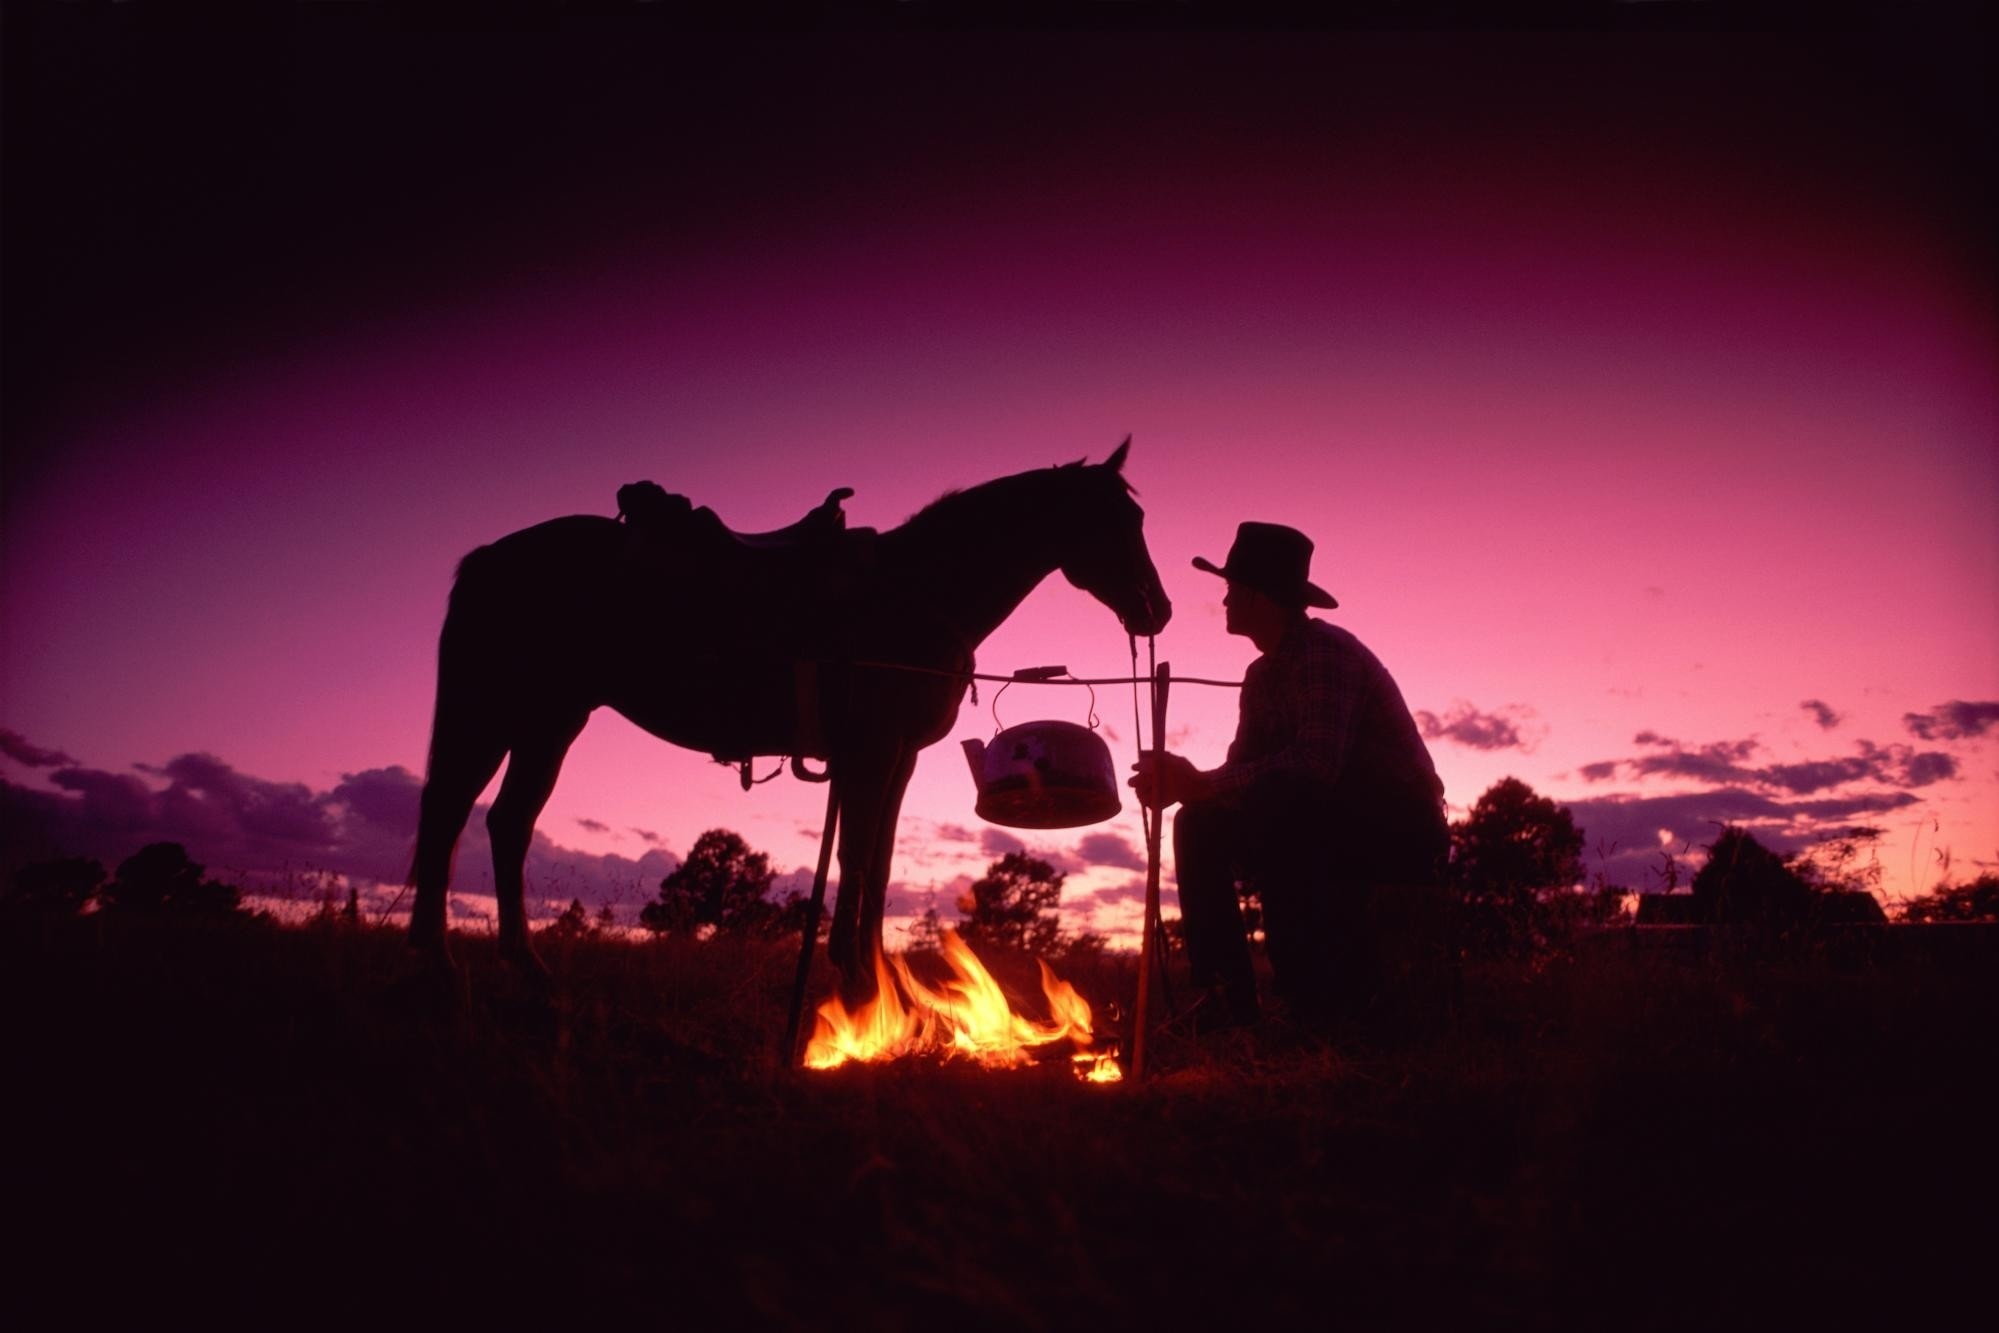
[7,915,1992,1329]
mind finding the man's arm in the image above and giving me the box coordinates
[1201,626,1358,800]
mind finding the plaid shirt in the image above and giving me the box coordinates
[1207,617,1444,818]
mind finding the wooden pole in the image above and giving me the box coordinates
[1129,661,1170,1081]
[782,778,841,1067]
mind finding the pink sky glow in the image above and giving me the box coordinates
[4,31,1993,945]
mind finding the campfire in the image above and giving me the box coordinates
[804,929,1123,1083]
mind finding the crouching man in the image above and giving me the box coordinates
[1132,522,1448,1030]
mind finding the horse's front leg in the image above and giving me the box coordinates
[827,743,917,1003]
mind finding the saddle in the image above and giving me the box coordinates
[616,481,879,782]
[616,478,879,643]
[618,481,858,552]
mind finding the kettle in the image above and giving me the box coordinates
[962,721,1122,830]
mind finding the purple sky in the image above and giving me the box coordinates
[4,18,1993,942]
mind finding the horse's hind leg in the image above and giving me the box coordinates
[411,729,507,967]
[486,709,590,977]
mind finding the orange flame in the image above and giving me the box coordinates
[804,929,1122,1083]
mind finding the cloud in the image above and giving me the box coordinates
[576,817,611,835]
[321,765,425,884]
[1,728,77,769]
[1903,700,1999,741]
[0,750,682,913]
[1564,787,1923,890]
[630,827,663,845]
[1089,876,1149,906]
[1900,751,1959,786]
[1800,700,1843,730]
[1585,734,1957,796]
[522,840,678,914]
[331,766,422,833]
[1415,701,1535,752]
[1073,831,1145,871]
[932,822,978,844]
[146,751,341,849]
[882,879,944,921]
[48,766,159,833]
[1612,734,1764,785]
[1760,743,1959,795]
[980,827,1027,857]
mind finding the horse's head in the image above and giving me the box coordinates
[1054,438,1173,638]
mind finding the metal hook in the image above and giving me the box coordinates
[1076,677,1100,731]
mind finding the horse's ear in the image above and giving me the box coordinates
[1103,435,1131,472]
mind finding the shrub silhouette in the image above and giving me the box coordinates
[956,852,1066,957]
[1900,872,1999,923]
[1691,827,1813,925]
[1448,777,1587,957]
[541,897,596,941]
[100,843,241,916]
[6,856,106,915]
[639,829,802,938]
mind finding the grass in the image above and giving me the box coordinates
[6,913,1992,1328]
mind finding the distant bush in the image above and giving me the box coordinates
[639,829,808,939]
[956,851,1067,957]
[5,856,106,915]
[540,897,597,941]
[1449,778,1617,958]
[100,842,242,916]
[8,843,244,918]
[1691,827,1813,924]
[1900,873,1999,923]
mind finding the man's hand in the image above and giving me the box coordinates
[1129,752,1211,810]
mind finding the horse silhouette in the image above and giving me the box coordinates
[409,440,1171,994]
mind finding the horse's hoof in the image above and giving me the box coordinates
[407,935,458,976]
[501,941,554,987]
[389,950,464,1016]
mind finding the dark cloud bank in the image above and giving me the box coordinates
[1,742,676,916]
[11,696,1987,914]
[1568,703,1991,889]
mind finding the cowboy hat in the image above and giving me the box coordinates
[1192,521,1337,609]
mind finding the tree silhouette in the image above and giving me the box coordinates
[100,843,240,916]
[1449,777,1586,957]
[5,856,106,915]
[640,829,789,937]
[1691,827,1813,924]
[541,897,594,941]
[1901,872,1999,923]
[1788,825,1890,902]
[906,902,948,952]
[956,852,1065,956]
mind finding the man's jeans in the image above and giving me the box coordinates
[1174,776,1447,1020]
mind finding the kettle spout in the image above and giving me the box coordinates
[960,738,987,788]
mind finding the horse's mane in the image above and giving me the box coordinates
[898,460,1135,535]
